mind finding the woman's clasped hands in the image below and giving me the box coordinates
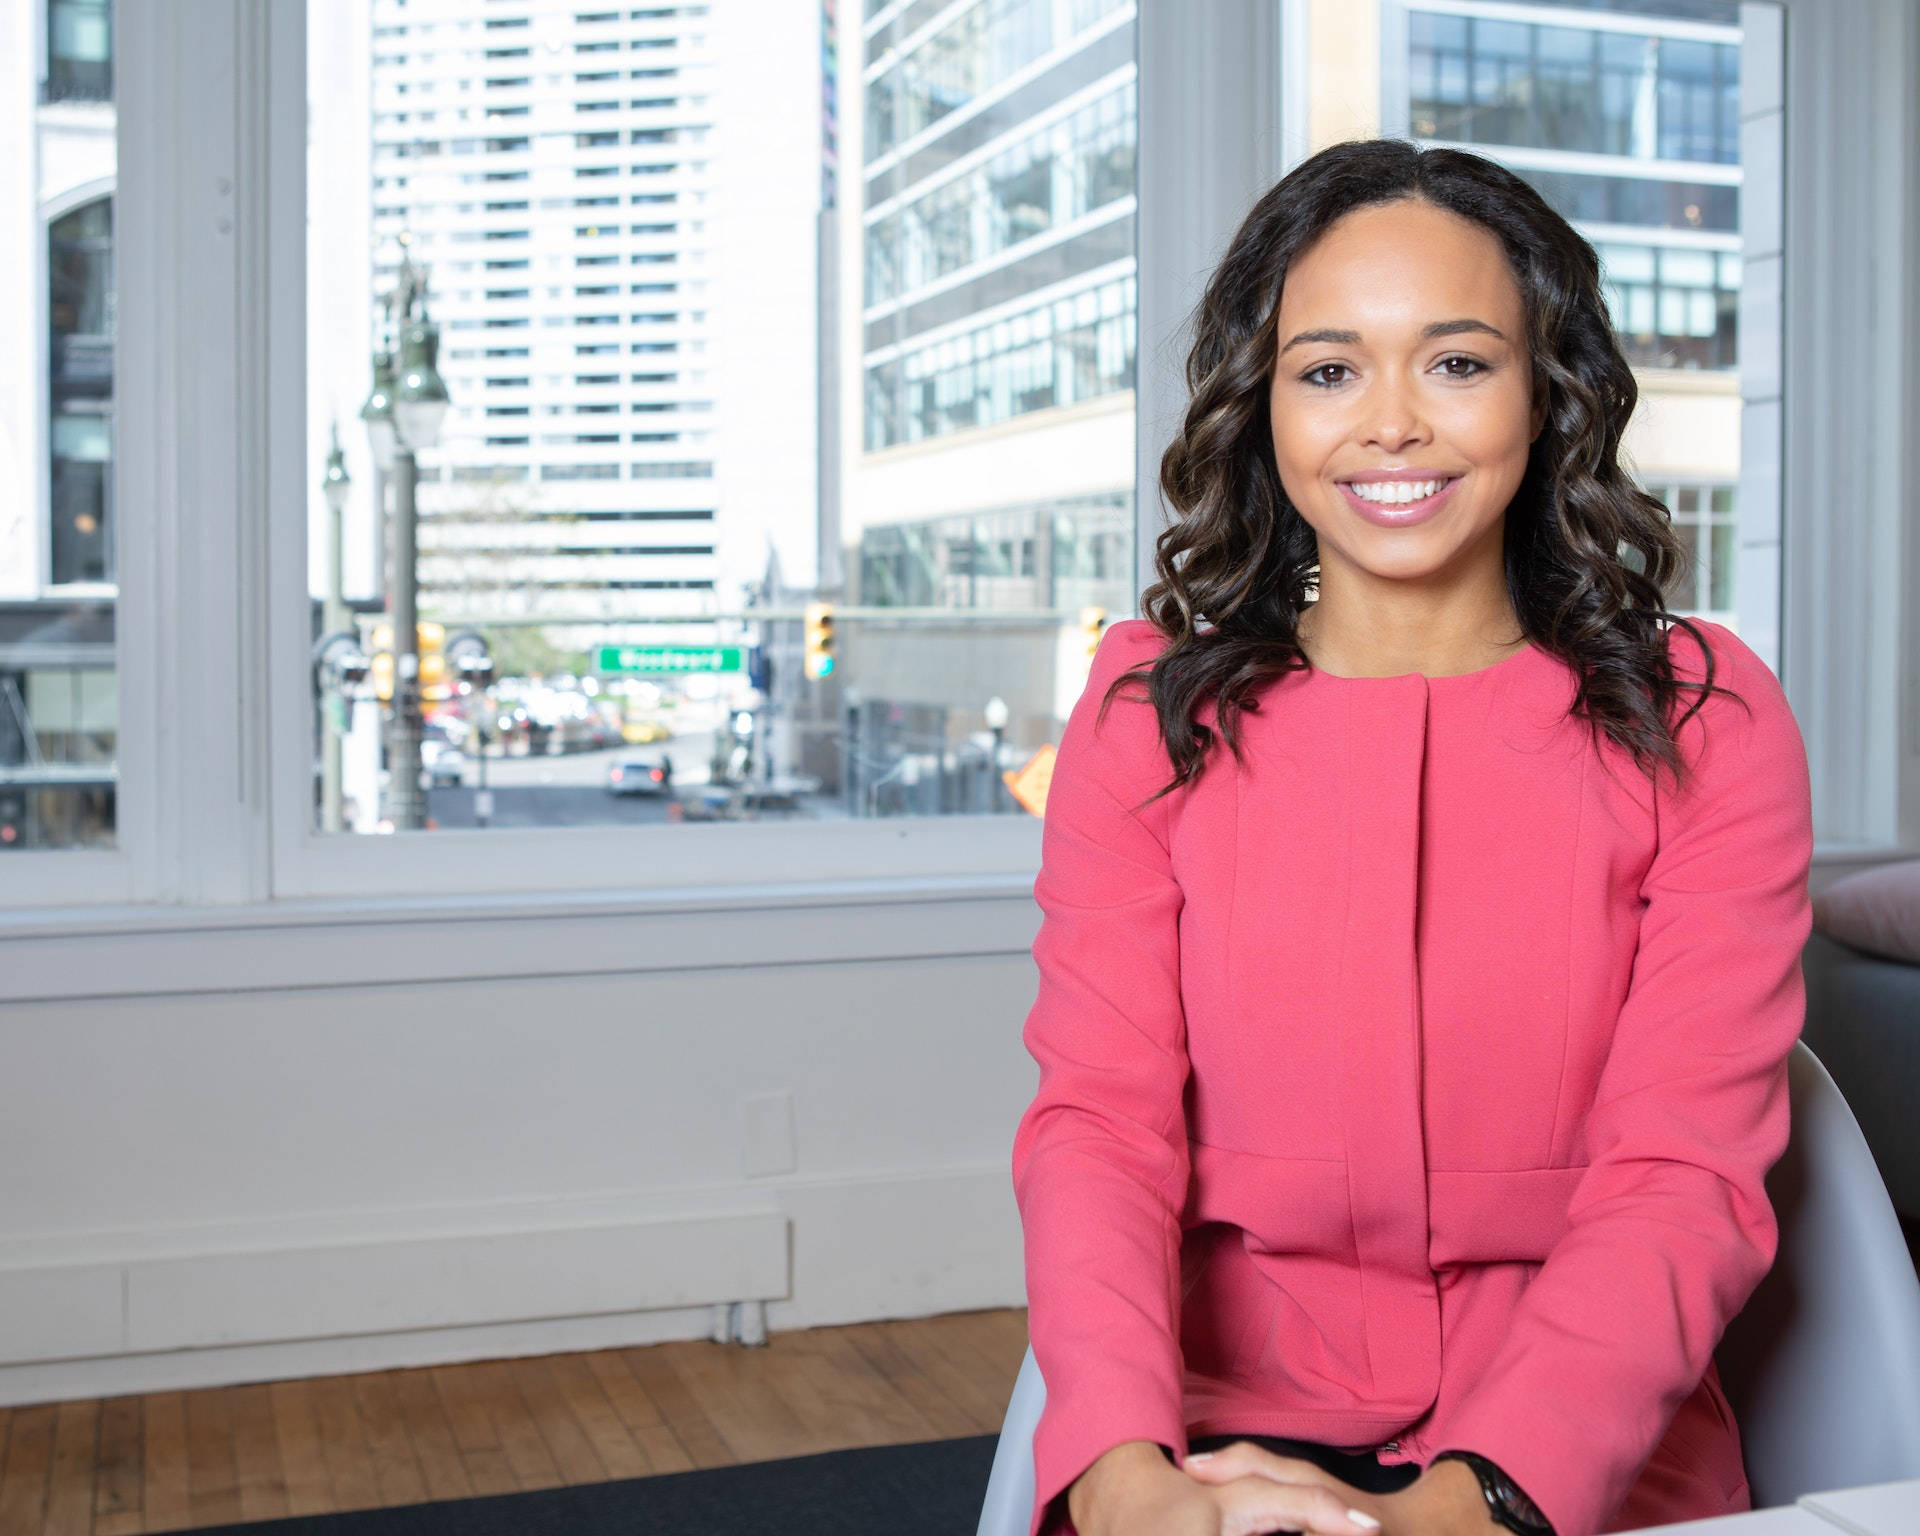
[1067,1437,1500,1536]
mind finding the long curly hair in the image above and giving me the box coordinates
[1105,138,1744,809]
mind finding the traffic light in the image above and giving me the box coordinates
[803,600,836,681]
[369,622,449,704]
[1080,604,1107,659]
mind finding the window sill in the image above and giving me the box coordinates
[0,870,1044,1005]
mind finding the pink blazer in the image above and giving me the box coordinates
[1011,616,1814,1536]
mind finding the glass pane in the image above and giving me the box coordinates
[309,0,1137,832]
[1709,513,1737,613]
[1399,0,1778,632]
[2,20,118,849]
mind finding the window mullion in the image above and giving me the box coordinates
[116,0,273,906]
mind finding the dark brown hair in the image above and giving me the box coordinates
[1105,137,1743,808]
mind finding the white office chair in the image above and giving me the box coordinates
[978,1043,1920,1536]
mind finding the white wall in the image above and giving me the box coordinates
[0,893,1042,1406]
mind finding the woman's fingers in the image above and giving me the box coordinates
[1183,1442,1348,1494]
[1209,1473,1384,1536]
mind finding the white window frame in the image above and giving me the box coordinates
[2,0,1915,932]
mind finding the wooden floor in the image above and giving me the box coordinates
[0,1308,1031,1536]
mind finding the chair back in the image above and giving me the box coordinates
[977,1344,1045,1536]
[980,1043,1920,1535]
[1716,1041,1920,1505]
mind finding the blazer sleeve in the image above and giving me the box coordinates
[1425,620,1815,1536]
[1010,619,1193,1536]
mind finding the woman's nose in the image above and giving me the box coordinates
[1358,374,1430,452]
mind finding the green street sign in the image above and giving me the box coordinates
[596,644,745,674]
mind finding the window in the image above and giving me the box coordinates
[9,21,118,862]
[46,0,112,102]
[49,199,116,586]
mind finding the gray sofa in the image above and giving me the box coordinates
[1800,870,1920,1230]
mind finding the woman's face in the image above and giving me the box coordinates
[1267,197,1544,600]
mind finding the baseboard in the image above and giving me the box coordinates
[0,1162,1026,1407]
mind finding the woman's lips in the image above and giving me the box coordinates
[1335,475,1461,528]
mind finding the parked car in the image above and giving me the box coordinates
[607,756,673,796]
[420,741,467,787]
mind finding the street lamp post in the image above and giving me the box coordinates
[319,427,352,833]
[447,631,495,829]
[361,249,449,832]
[984,694,1009,813]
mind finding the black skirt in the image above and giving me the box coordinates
[1184,1433,1421,1497]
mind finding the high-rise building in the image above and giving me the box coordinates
[838,0,1141,779]
[313,0,828,646]
[0,0,118,849]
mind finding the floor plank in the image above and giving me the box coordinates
[424,1367,518,1499]
[648,1339,816,1465]
[505,1356,607,1487]
[138,1393,191,1535]
[464,1361,564,1492]
[228,1384,290,1526]
[39,1400,97,1536]
[0,1308,1027,1536]
[91,1397,142,1528]
[346,1374,428,1509]
[388,1370,474,1505]
[615,1343,734,1470]
[0,1404,55,1536]
[581,1351,696,1476]
[762,1327,940,1453]
[267,1380,335,1518]
[839,1321,989,1441]
[183,1390,241,1530]
[306,1374,381,1513]
[544,1353,652,1481]
[877,1317,1018,1434]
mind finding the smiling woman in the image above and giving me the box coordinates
[1014,136,1816,1536]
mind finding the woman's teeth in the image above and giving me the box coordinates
[1347,478,1449,504]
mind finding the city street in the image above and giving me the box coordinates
[421,732,848,828]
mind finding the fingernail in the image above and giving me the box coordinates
[1186,1451,1214,1464]
[1348,1511,1381,1531]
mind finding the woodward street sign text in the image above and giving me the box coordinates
[596,645,746,674]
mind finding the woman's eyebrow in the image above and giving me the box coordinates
[1278,318,1508,355]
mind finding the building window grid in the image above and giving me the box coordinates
[865,0,1057,163]
[1647,481,1737,614]
[1408,9,1740,165]
[1597,240,1739,369]
[857,489,1133,612]
[866,75,1136,307]
[865,273,1137,449]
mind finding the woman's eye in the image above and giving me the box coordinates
[1437,355,1487,378]
[1303,363,1350,388]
